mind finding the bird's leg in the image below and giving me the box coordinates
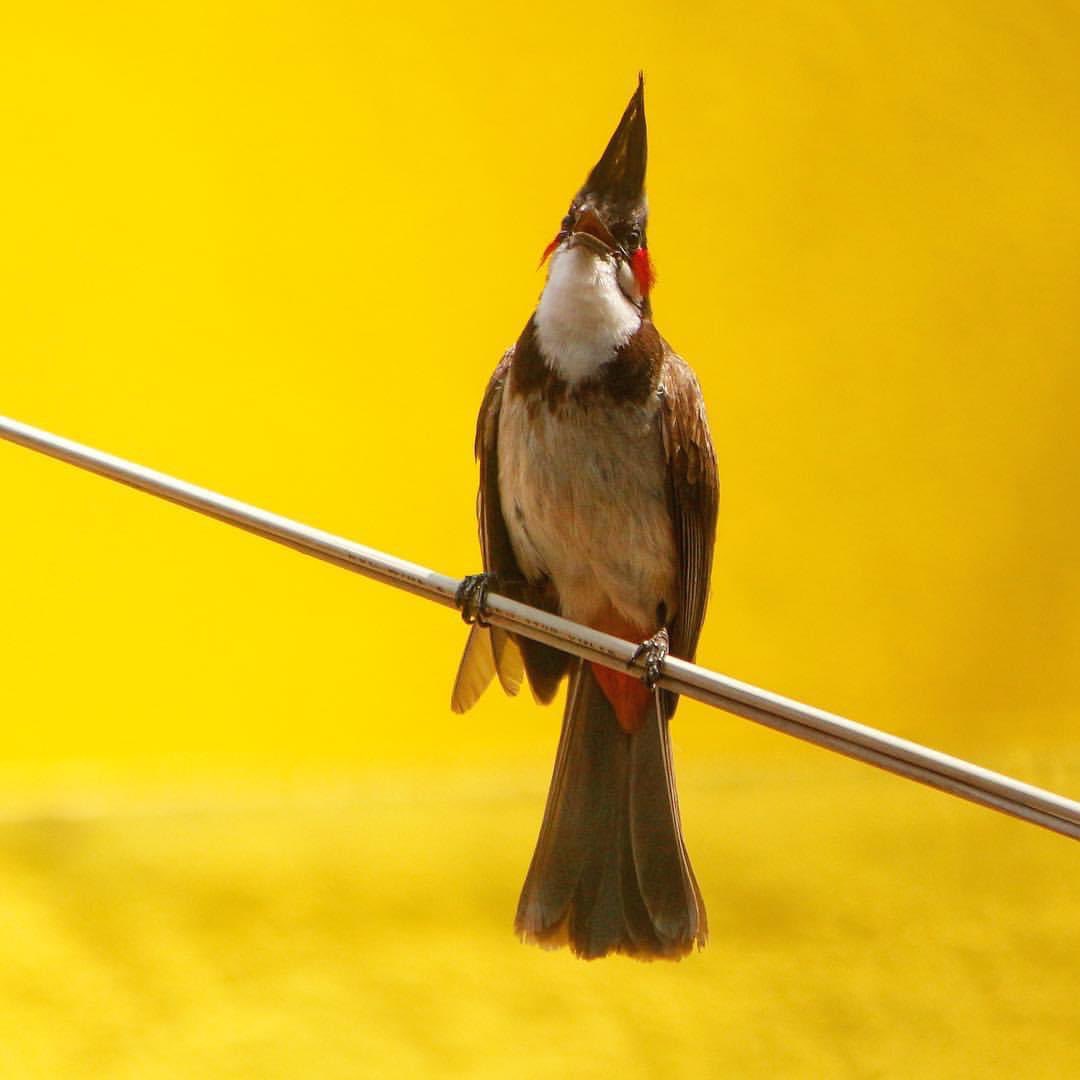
[456,571,534,625]
[455,573,496,626]
[629,627,669,690]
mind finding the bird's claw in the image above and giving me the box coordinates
[629,628,669,690]
[456,573,494,626]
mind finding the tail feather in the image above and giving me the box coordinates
[629,698,706,943]
[515,660,706,960]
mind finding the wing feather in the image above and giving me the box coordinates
[659,347,719,671]
[451,347,566,711]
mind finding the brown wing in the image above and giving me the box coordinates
[659,346,719,673]
[473,350,517,580]
[451,348,569,714]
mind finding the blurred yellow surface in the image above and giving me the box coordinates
[0,1,1078,1076]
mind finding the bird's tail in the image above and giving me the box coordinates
[514,660,707,960]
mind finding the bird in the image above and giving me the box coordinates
[451,75,719,960]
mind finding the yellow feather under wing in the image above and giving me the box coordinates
[450,624,523,714]
[490,626,524,697]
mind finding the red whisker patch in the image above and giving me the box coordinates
[632,247,655,296]
[539,236,560,268]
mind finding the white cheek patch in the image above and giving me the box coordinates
[534,246,642,384]
[617,258,643,306]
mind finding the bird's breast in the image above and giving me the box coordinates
[497,386,677,631]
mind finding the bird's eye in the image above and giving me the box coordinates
[625,225,642,251]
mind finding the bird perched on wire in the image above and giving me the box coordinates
[452,74,718,960]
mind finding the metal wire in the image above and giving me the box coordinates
[2,412,1078,840]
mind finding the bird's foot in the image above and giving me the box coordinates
[629,627,669,690]
[456,573,496,626]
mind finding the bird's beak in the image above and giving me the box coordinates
[568,207,617,256]
[581,73,647,206]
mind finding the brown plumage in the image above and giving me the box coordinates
[451,76,719,959]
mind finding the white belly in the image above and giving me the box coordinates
[497,390,677,633]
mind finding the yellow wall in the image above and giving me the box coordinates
[1,3,1077,1076]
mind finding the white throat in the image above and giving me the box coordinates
[534,246,641,383]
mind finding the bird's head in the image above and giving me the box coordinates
[540,74,654,311]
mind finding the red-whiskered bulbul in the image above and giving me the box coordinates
[452,75,718,960]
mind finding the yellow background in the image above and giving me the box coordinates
[1,2,1078,1076]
